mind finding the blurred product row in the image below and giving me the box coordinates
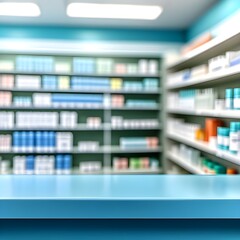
[0,155,160,175]
[168,50,240,86]
[168,88,240,112]
[0,132,159,152]
[0,91,158,108]
[0,56,159,75]
[168,117,240,156]
[0,111,159,129]
[170,143,238,175]
[0,74,159,91]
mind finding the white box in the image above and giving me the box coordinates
[56,132,73,152]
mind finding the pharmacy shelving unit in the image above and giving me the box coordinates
[165,29,240,174]
[0,54,163,175]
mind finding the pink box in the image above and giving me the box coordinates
[0,75,14,89]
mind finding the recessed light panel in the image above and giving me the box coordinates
[0,2,41,17]
[67,3,162,20]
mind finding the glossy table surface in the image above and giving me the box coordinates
[1,175,240,218]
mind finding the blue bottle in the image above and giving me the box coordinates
[21,131,27,153]
[63,155,72,174]
[36,131,42,153]
[226,89,233,110]
[43,131,49,152]
[56,155,63,174]
[26,155,35,174]
[13,132,20,152]
[28,131,34,152]
[233,88,240,110]
[49,132,56,152]
[229,122,239,154]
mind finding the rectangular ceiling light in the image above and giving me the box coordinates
[0,2,41,17]
[67,3,162,20]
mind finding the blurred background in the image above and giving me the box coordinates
[0,0,240,176]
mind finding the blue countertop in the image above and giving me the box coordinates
[1,175,240,219]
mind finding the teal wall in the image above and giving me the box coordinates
[0,25,185,43]
[1,1,240,44]
[187,0,240,41]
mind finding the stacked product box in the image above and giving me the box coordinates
[12,154,72,175]
[0,112,14,129]
[77,141,99,152]
[0,157,11,174]
[60,112,78,128]
[55,61,71,73]
[96,58,113,74]
[33,93,51,106]
[12,131,73,153]
[0,59,14,71]
[217,122,240,155]
[73,58,95,74]
[15,75,41,89]
[111,78,122,90]
[114,63,127,74]
[86,117,102,128]
[113,157,159,170]
[0,135,11,152]
[2,111,82,129]
[13,96,32,107]
[71,77,110,90]
[79,161,102,173]
[16,112,59,128]
[111,95,124,107]
[16,56,54,72]
[138,59,158,74]
[32,93,104,107]
[58,76,70,90]
[143,78,158,90]
[123,81,143,91]
[126,63,138,74]
[42,75,57,89]
[51,94,104,107]
[0,74,14,89]
[120,137,159,149]
[111,116,159,128]
[126,99,157,108]
[0,91,12,106]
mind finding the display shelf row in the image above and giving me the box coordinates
[0,70,160,78]
[0,87,161,94]
[0,167,162,175]
[167,132,240,166]
[167,29,240,71]
[0,146,162,154]
[0,124,162,131]
[167,65,240,89]
[0,105,161,110]
[167,108,240,119]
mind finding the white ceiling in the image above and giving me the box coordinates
[0,0,217,29]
